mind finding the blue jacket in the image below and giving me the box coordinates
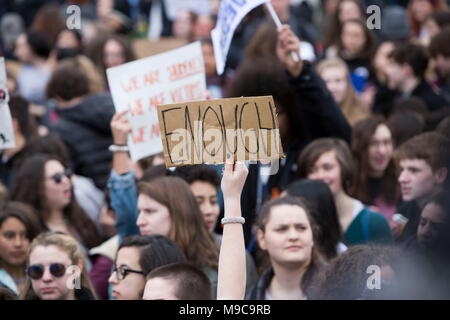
[107,170,140,242]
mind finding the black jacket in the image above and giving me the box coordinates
[52,93,115,189]
[0,149,25,189]
[396,200,421,243]
[374,80,449,116]
[411,80,449,112]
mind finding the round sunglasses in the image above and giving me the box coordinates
[46,168,73,184]
[26,263,67,280]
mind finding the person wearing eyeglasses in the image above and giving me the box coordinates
[108,235,185,300]
[11,154,102,251]
[21,232,98,300]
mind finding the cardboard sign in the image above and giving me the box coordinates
[107,41,206,162]
[0,57,15,150]
[211,0,267,75]
[157,95,284,167]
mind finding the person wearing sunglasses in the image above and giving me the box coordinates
[108,235,185,300]
[21,232,98,300]
[11,154,102,251]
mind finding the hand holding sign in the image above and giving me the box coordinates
[157,95,284,167]
[276,25,304,78]
[221,159,249,204]
[111,110,132,145]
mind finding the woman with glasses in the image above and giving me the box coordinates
[21,231,97,300]
[0,202,42,297]
[108,235,185,300]
[11,154,102,250]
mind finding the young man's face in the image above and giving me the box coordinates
[398,159,442,203]
[385,60,408,91]
[432,54,450,81]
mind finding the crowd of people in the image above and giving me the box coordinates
[1,0,450,300]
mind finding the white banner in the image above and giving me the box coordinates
[163,0,212,20]
[211,0,267,75]
[0,57,15,150]
[107,41,206,162]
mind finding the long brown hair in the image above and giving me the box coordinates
[407,0,449,37]
[351,116,399,205]
[256,196,326,296]
[336,18,376,61]
[21,232,98,300]
[10,154,102,249]
[30,3,65,48]
[137,177,219,269]
[322,0,365,50]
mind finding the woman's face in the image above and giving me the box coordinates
[44,160,72,211]
[417,202,448,248]
[321,66,348,104]
[173,10,193,40]
[424,18,440,39]
[339,0,362,23]
[411,0,433,23]
[14,34,32,64]
[307,150,343,195]
[56,30,80,49]
[367,124,393,176]
[341,21,366,57]
[374,42,395,82]
[257,204,314,267]
[29,245,77,300]
[0,217,29,267]
[190,181,220,233]
[202,42,217,77]
[136,194,171,237]
[109,247,146,300]
[103,39,126,69]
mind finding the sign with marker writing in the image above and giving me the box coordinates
[0,57,15,150]
[107,41,206,162]
[211,0,268,75]
[157,95,285,167]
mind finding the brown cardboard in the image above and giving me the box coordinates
[157,95,285,167]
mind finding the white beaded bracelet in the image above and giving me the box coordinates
[109,144,129,152]
[221,217,245,225]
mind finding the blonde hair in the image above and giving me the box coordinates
[316,58,369,126]
[21,231,98,300]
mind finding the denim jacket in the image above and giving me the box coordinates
[107,170,140,241]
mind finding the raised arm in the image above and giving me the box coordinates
[276,24,304,78]
[276,24,351,143]
[217,160,249,300]
[111,110,133,175]
[108,111,140,240]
